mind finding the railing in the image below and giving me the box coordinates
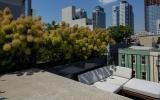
[107,53,160,83]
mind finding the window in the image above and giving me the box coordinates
[98,12,100,16]
[141,56,146,64]
[132,55,136,64]
[132,70,136,78]
[121,55,125,66]
[122,55,125,63]
[142,72,147,80]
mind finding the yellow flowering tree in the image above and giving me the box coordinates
[0,8,115,72]
[48,23,115,62]
[0,8,46,70]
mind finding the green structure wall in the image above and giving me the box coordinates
[118,48,151,81]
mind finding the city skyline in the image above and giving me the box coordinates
[61,5,106,30]
[32,0,144,32]
[62,6,94,30]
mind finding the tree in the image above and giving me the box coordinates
[108,25,133,43]
[0,8,116,71]
[45,20,59,31]
[0,8,46,70]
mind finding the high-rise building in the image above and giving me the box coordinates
[62,6,93,30]
[157,19,160,34]
[119,0,134,32]
[92,6,106,28]
[145,0,160,34]
[75,8,87,19]
[0,0,32,19]
[26,0,32,16]
[112,1,134,32]
[62,6,106,30]
[112,5,119,26]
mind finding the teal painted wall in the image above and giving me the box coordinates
[118,49,151,81]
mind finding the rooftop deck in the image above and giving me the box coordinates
[0,69,130,100]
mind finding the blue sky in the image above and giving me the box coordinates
[32,0,144,32]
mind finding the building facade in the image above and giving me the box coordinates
[75,8,87,19]
[62,6,94,30]
[112,0,134,32]
[150,50,160,83]
[119,46,160,83]
[145,0,160,34]
[157,19,160,34]
[136,34,160,47]
[62,6,106,30]
[26,0,32,16]
[112,5,119,26]
[92,6,106,28]
[0,0,32,19]
[119,0,134,32]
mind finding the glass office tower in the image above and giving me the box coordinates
[112,5,119,26]
[26,0,32,16]
[145,0,160,34]
[112,1,134,32]
[92,6,106,28]
[0,0,32,19]
[119,0,134,32]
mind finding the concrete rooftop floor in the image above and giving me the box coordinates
[0,69,130,100]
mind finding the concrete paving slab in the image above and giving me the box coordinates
[0,69,130,100]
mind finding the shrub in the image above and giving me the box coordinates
[0,8,115,72]
[0,8,46,71]
[48,24,115,62]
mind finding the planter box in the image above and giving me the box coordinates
[0,64,35,74]
[0,56,107,77]
[43,56,107,80]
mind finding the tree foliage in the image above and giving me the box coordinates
[0,8,46,70]
[48,24,115,61]
[0,8,115,71]
[108,25,133,43]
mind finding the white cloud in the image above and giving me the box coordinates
[98,0,118,5]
